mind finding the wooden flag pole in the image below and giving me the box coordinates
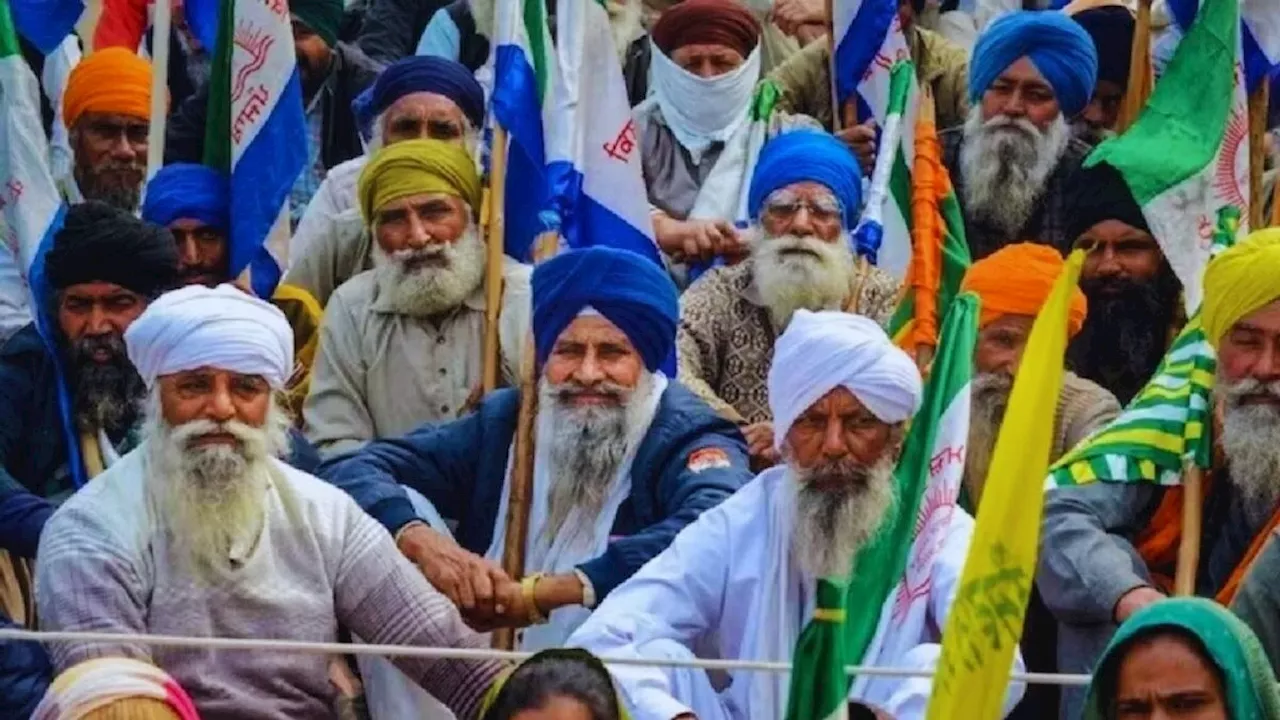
[482,126,509,394]
[1271,162,1280,228]
[1116,0,1153,134]
[1248,82,1270,230]
[1173,462,1204,596]
[826,0,847,132]
[145,0,173,181]
[492,229,559,651]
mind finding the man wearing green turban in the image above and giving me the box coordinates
[1040,229,1280,719]
[302,139,530,457]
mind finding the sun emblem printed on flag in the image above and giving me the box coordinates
[890,475,956,622]
[1210,104,1249,220]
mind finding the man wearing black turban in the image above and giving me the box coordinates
[1064,163,1183,405]
[1068,2,1136,145]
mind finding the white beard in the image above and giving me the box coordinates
[964,371,1012,507]
[790,454,898,580]
[374,223,486,318]
[959,106,1070,239]
[1219,376,1280,528]
[537,371,657,549]
[751,231,856,330]
[143,392,292,582]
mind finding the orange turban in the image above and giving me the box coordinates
[961,243,1088,337]
[63,48,157,127]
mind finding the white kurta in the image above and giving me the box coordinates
[569,467,1018,720]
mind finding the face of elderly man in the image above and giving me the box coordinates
[72,112,148,213]
[379,92,474,148]
[751,180,855,329]
[373,190,484,316]
[780,385,902,579]
[670,42,745,79]
[1215,298,1280,527]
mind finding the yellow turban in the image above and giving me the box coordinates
[961,243,1089,337]
[356,139,481,222]
[1202,229,1280,349]
[63,48,157,127]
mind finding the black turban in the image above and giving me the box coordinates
[1072,6,1135,89]
[1065,162,1150,243]
[45,201,180,299]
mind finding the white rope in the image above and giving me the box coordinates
[0,628,1093,687]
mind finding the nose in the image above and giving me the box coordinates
[1254,342,1280,385]
[404,213,432,250]
[205,384,236,423]
[85,305,114,336]
[1001,90,1027,118]
[572,348,606,386]
[788,203,816,236]
[177,236,200,268]
[1094,244,1123,278]
[820,415,847,461]
[1080,96,1106,128]
[111,132,138,160]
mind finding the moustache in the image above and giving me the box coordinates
[548,381,631,404]
[390,245,452,272]
[72,333,127,364]
[168,417,261,451]
[1221,378,1280,408]
[801,457,875,493]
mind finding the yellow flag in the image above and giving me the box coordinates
[925,249,1085,720]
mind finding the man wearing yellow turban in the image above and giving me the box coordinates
[1040,230,1280,719]
[61,47,156,212]
[959,242,1121,718]
[302,139,529,456]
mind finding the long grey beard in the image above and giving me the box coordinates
[959,107,1070,239]
[538,372,656,549]
[751,231,855,330]
[143,393,292,582]
[790,455,898,580]
[964,371,1012,507]
[1219,377,1280,528]
[374,224,485,318]
[66,333,146,436]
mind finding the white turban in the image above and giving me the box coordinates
[124,284,294,390]
[768,310,922,451]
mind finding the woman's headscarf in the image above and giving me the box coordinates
[1083,598,1280,720]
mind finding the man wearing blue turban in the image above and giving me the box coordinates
[320,245,751,650]
[285,55,486,308]
[141,162,324,420]
[677,129,900,466]
[942,9,1098,260]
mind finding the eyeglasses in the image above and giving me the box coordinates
[762,191,843,224]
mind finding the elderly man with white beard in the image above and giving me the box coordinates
[570,310,1021,720]
[285,56,487,307]
[944,11,1098,260]
[34,284,507,719]
[302,138,529,456]
[320,246,751,648]
[677,130,898,466]
[1038,229,1280,720]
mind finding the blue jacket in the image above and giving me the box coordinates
[319,382,751,598]
[0,324,323,557]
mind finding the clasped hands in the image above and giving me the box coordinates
[396,522,584,631]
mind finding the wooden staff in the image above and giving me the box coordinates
[1271,162,1280,228]
[145,0,172,181]
[492,229,559,651]
[1116,0,1153,134]
[482,126,509,394]
[1173,462,1204,596]
[1248,82,1270,230]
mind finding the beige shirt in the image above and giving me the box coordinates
[283,208,372,308]
[303,258,531,456]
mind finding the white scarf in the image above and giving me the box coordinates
[649,44,761,164]
[485,373,669,650]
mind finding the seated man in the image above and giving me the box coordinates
[36,284,506,719]
[287,55,486,306]
[1039,230,1280,719]
[677,131,898,462]
[571,310,1019,719]
[320,246,751,648]
[944,11,1097,258]
[958,243,1120,718]
[141,162,325,419]
[302,139,529,455]
[1064,162,1183,405]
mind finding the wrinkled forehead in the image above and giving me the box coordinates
[382,92,467,125]
[991,57,1054,96]
[554,313,635,349]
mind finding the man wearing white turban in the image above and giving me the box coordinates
[570,310,999,720]
[35,284,507,719]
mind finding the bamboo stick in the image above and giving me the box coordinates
[1248,82,1269,231]
[1116,0,1153,134]
[146,0,172,181]
[1271,161,1280,228]
[1173,462,1203,597]
[482,126,509,394]
[492,230,559,651]
[826,0,843,132]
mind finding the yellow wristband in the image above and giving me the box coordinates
[522,573,548,625]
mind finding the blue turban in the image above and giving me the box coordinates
[531,247,679,374]
[747,130,863,228]
[969,11,1099,117]
[352,56,486,140]
[141,163,230,232]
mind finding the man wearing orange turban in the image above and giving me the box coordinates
[959,242,1120,718]
[61,47,156,212]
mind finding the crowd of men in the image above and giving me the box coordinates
[1,0,1280,718]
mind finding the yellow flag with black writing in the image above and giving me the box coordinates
[925,249,1085,720]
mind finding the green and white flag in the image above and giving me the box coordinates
[785,293,979,719]
[1086,0,1245,312]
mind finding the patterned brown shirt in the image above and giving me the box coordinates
[676,259,901,424]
